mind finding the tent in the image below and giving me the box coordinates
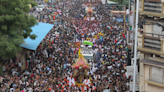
[20,22,54,50]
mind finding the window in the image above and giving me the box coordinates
[150,54,153,57]
[144,1,162,13]
[149,66,164,84]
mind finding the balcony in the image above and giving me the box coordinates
[137,32,164,56]
[139,0,164,17]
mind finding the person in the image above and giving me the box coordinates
[0,0,130,91]
[83,77,90,86]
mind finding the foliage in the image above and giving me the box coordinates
[0,0,37,60]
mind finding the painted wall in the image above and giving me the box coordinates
[16,49,30,71]
[140,62,144,92]
[144,25,153,36]
[143,64,164,92]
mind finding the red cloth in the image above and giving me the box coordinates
[26,61,28,67]
[53,16,55,20]
[31,73,34,78]
[115,40,117,44]
[122,33,125,38]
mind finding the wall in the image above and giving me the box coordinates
[16,49,30,71]
[140,62,144,92]
[138,34,143,48]
[144,25,153,36]
[144,64,164,92]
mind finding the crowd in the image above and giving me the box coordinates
[0,0,131,92]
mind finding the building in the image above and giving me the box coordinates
[137,0,164,92]
[16,23,54,71]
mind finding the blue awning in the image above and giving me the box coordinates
[20,22,54,50]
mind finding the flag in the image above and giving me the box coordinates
[84,17,87,20]
[78,48,81,56]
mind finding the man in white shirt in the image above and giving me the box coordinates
[10,88,14,92]
[71,77,75,86]
[83,77,90,86]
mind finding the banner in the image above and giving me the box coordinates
[130,82,139,91]
[126,65,138,76]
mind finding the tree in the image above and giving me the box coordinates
[0,0,38,60]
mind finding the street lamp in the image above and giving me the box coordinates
[133,0,139,92]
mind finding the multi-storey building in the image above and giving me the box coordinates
[137,0,164,92]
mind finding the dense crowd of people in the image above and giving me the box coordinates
[0,0,131,92]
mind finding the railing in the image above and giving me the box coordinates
[141,32,164,51]
[82,48,92,54]
[138,32,164,54]
[143,32,164,38]
[144,0,162,13]
[144,35,161,51]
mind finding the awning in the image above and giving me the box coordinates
[140,59,164,68]
[20,22,54,50]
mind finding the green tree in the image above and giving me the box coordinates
[0,0,38,60]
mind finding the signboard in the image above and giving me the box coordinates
[126,65,138,76]
[130,82,139,91]
[129,15,133,26]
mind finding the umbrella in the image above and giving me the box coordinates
[83,40,93,46]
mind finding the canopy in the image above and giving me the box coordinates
[83,40,93,46]
[20,22,54,50]
[72,49,90,69]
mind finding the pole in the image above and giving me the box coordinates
[128,0,130,20]
[124,0,126,34]
[124,6,126,34]
[127,0,130,44]
[133,0,139,92]
[131,0,135,55]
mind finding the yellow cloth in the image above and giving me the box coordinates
[84,17,87,20]
[86,37,90,40]
[122,56,124,58]
[78,48,81,56]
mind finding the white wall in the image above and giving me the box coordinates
[144,25,153,36]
